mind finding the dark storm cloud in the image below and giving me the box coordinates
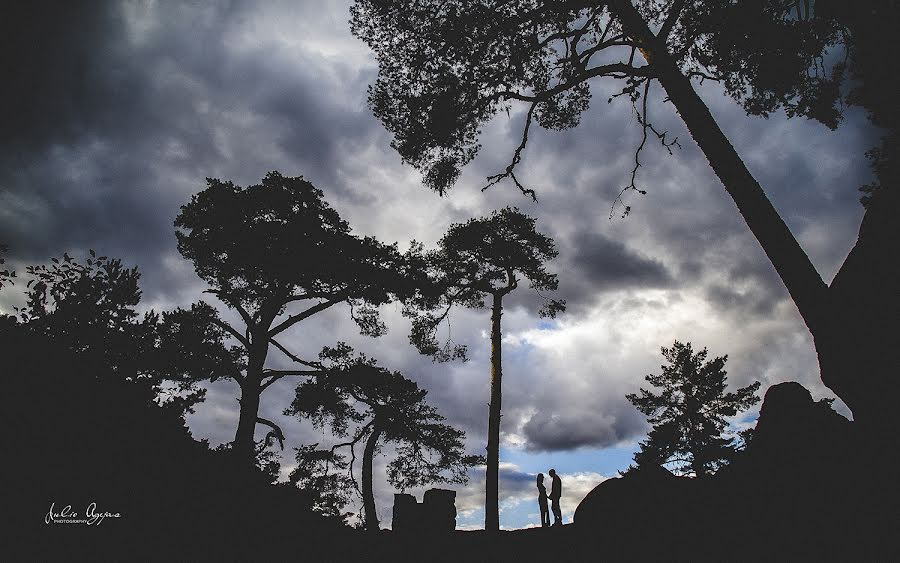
[1,2,124,152]
[566,231,671,295]
[502,228,673,316]
[521,406,646,452]
[0,0,387,308]
[699,251,788,318]
[704,282,779,318]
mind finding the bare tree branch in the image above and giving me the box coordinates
[579,38,637,67]
[269,337,325,369]
[610,78,681,220]
[257,416,285,450]
[496,62,654,104]
[481,51,653,201]
[483,104,538,201]
[210,316,250,350]
[203,289,254,330]
[329,419,376,496]
[260,369,324,392]
[269,297,344,337]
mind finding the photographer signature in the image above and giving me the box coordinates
[45,502,122,525]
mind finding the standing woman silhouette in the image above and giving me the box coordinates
[537,473,550,527]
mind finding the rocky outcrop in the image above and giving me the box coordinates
[392,488,457,534]
[746,381,852,465]
[574,463,686,527]
[572,382,891,558]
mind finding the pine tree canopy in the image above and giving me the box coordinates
[626,340,760,477]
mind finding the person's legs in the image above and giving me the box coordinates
[540,501,549,527]
[551,498,562,526]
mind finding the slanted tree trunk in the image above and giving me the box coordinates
[611,0,898,439]
[485,291,504,533]
[362,423,384,532]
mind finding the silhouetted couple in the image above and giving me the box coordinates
[537,469,562,527]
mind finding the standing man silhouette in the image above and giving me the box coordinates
[548,468,562,526]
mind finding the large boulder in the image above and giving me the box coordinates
[747,381,852,466]
[573,464,700,527]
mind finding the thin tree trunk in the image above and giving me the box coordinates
[233,337,268,466]
[485,292,503,533]
[363,424,384,533]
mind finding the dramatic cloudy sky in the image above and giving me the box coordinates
[1,1,875,529]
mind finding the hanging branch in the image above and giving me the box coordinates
[610,78,681,219]
[483,103,538,201]
[257,416,285,450]
[328,420,375,497]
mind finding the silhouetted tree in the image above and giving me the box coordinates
[8,251,237,415]
[626,340,760,477]
[289,445,357,522]
[286,344,481,532]
[350,0,899,439]
[153,301,244,411]
[405,207,563,532]
[175,172,420,464]
[0,244,14,289]
[13,252,177,398]
[813,1,898,208]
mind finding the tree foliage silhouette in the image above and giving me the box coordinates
[175,171,419,464]
[626,340,760,477]
[286,345,481,532]
[405,207,563,532]
[7,251,216,414]
[289,445,357,522]
[351,0,899,438]
[825,2,899,207]
[0,244,14,289]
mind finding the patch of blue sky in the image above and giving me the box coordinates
[457,507,485,531]
[501,443,639,477]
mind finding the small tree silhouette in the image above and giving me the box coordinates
[406,207,564,532]
[626,340,761,477]
[175,172,420,465]
[285,344,482,532]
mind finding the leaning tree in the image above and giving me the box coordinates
[175,172,421,464]
[286,345,481,532]
[350,0,899,441]
[626,340,760,477]
[406,207,564,532]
